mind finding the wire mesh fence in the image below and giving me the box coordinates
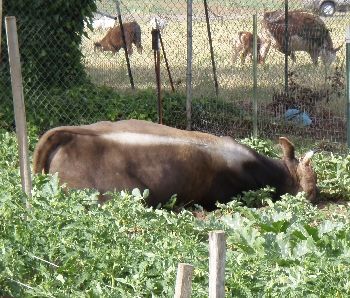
[0,0,348,147]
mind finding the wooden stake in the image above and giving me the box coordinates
[209,230,226,298]
[174,263,194,298]
[5,16,32,205]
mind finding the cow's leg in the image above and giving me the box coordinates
[309,50,319,66]
[135,42,143,54]
[259,37,271,64]
[232,37,243,65]
[127,45,133,55]
[240,49,249,65]
[124,37,133,55]
[290,51,296,63]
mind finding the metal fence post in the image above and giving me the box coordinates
[186,0,193,130]
[159,32,175,92]
[284,0,289,94]
[116,0,135,90]
[346,26,350,148]
[152,29,162,124]
[204,0,219,97]
[252,14,258,138]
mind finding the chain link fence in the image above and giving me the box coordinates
[1,0,348,147]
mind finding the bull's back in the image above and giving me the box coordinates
[34,120,241,207]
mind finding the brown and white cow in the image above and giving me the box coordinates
[261,10,341,65]
[94,21,143,55]
[33,120,317,210]
[232,31,265,65]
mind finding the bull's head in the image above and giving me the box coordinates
[279,137,317,202]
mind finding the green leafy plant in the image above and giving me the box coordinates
[240,136,279,157]
[313,153,350,200]
[1,131,350,297]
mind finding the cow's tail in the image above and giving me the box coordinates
[32,129,73,174]
[238,31,244,44]
[134,23,143,54]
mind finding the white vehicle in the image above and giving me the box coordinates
[303,0,350,16]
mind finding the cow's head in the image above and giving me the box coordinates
[320,45,342,66]
[94,41,116,53]
[279,137,317,202]
[94,41,102,52]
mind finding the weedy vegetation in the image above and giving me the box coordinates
[0,129,349,297]
[1,1,349,296]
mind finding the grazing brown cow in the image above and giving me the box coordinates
[261,10,341,65]
[33,120,317,210]
[94,21,143,55]
[232,31,265,65]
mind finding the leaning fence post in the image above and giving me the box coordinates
[174,263,194,298]
[204,0,219,97]
[116,0,135,90]
[159,32,175,92]
[5,16,32,206]
[209,230,226,298]
[346,26,350,149]
[186,0,193,130]
[152,28,162,124]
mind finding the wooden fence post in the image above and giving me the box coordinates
[174,263,194,298]
[5,16,32,205]
[209,230,226,298]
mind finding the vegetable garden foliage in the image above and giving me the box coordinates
[1,131,350,297]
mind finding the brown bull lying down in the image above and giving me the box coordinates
[94,21,143,55]
[261,10,341,65]
[33,120,317,210]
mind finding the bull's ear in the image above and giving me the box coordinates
[301,150,314,166]
[279,137,295,160]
